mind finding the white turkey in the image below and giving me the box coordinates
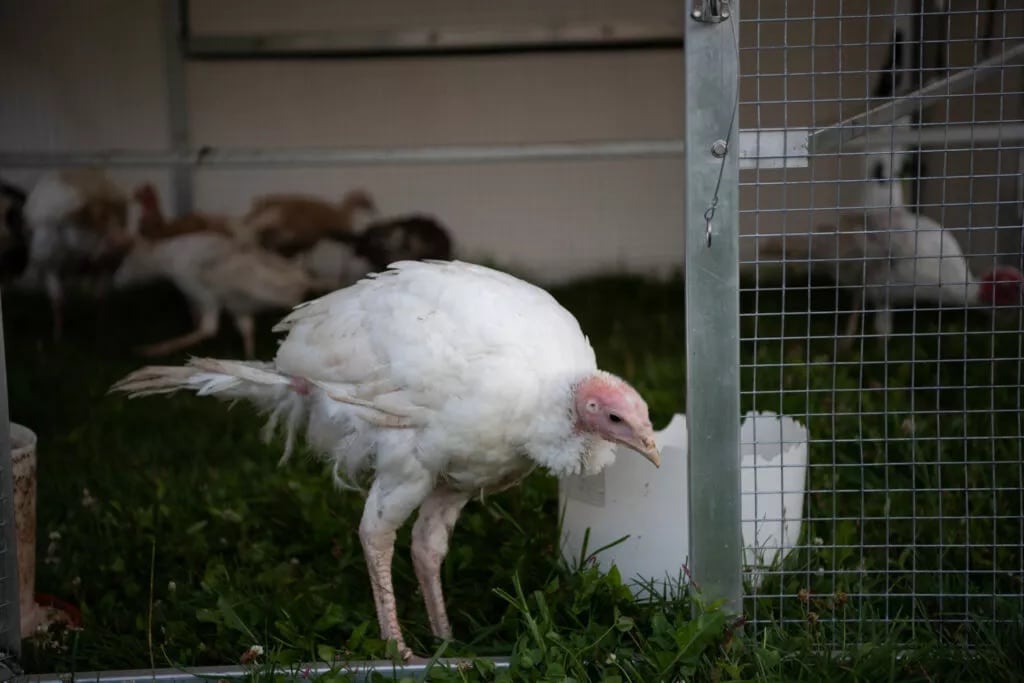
[114,230,312,359]
[110,260,660,659]
[117,187,311,357]
[22,168,132,340]
[290,239,374,293]
[761,152,1024,348]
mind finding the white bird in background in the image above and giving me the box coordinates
[110,260,661,660]
[114,232,312,359]
[22,168,133,340]
[762,149,1024,348]
[115,185,312,358]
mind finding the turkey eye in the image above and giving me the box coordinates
[608,413,622,424]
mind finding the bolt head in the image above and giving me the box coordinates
[711,139,728,158]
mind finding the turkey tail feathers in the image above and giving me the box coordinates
[110,358,307,464]
[109,365,202,397]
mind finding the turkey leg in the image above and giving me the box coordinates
[137,309,219,357]
[358,475,433,661]
[410,487,470,638]
[232,313,256,359]
[838,289,864,353]
[44,271,63,342]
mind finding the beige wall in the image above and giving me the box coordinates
[1,0,1020,282]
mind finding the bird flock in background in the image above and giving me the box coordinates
[3,157,1019,357]
[0,169,454,355]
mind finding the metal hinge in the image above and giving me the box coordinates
[691,0,731,23]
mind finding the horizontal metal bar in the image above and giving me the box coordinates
[0,132,799,169]
[808,41,1024,153]
[753,123,1024,160]
[850,123,1024,147]
[25,656,512,683]
[187,22,682,60]
[0,140,686,168]
[2,121,1020,172]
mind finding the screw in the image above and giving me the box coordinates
[711,139,728,158]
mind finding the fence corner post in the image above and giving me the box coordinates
[684,0,743,615]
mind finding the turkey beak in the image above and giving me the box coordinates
[626,432,660,468]
[639,436,661,468]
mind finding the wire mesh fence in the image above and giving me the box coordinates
[738,0,1024,639]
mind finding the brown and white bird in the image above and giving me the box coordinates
[115,187,311,358]
[239,189,377,257]
[23,168,132,339]
[111,260,661,659]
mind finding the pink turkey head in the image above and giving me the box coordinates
[978,266,1024,306]
[575,373,660,466]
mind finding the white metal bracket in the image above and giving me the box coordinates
[691,0,732,24]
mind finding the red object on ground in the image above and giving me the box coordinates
[33,593,82,628]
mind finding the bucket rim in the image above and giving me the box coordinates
[10,422,37,454]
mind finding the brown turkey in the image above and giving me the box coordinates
[240,190,377,257]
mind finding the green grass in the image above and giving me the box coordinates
[5,272,1024,681]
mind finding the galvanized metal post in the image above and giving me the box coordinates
[0,294,20,657]
[684,0,743,612]
[162,0,193,215]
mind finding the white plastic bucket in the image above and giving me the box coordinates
[559,411,809,590]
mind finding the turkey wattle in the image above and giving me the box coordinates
[111,260,661,659]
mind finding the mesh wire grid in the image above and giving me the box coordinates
[738,0,1024,640]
